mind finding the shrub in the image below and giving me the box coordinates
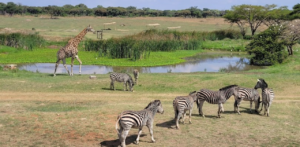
[246,25,288,66]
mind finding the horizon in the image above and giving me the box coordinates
[1,0,298,10]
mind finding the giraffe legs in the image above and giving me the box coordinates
[71,57,74,76]
[75,55,82,75]
[62,58,71,76]
[53,59,61,77]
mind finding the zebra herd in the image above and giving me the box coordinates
[112,72,274,146]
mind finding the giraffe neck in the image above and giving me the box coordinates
[70,28,88,48]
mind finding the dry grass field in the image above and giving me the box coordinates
[0,71,300,147]
[0,16,266,41]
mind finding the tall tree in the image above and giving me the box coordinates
[281,20,300,55]
[5,2,18,16]
[224,4,278,36]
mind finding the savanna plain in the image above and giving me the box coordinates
[0,16,300,147]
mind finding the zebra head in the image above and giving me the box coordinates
[189,91,198,102]
[219,84,239,98]
[254,78,268,89]
[127,75,135,92]
[145,100,164,114]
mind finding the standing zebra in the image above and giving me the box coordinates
[196,85,239,118]
[173,91,197,129]
[110,72,135,92]
[254,79,274,117]
[115,100,164,147]
[133,69,139,85]
[234,87,261,114]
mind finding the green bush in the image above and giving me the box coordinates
[246,26,288,66]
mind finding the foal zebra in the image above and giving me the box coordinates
[110,72,135,92]
[254,79,274,117]
[234,87,261,114]
[196,85,239,118]
[173,91,197,129]
[115,100,164,147]
[133,69,139,85]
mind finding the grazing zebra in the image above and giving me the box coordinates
[173,91,197,129]
[133,69,139,85]
[196,85,239,118]
[234,87,261,114]
[110,72,135,92]
[254,79,274,117]
[115,100,164,147]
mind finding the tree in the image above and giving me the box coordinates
[223,10,248,37]
[224,4,278,36]
[290,3,300,15]
[5,2,18,16]
[94,8,107,17]
[246,25,288,65]
[264,6,291,26]
[0,2,6,15]
[281,20,300,55]
[27,6,42,16]
[44,5,62,18]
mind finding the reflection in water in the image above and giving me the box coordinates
[18,53,265,74]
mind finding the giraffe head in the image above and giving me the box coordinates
[86,25,95,33]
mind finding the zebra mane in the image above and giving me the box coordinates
[219,84,238,91]
[189,91,197,95]
[145,100,161,109]
[258,78,268,88]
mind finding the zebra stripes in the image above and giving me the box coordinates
[116,100,164,147]
[173,91,197,129]
[255,79,274,117]
[234,87,261,114]
[196,85,239,118]
[110,72,135,92]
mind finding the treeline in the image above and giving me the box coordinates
[84,29,243,60]
[0,2,225,18]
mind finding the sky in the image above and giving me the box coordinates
[1,0,299,10]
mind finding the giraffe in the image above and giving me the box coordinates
[53,25,95,76]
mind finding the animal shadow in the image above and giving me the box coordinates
[100,134,146,147]
[156,119,176,129]
[101,88,125,91]
[191,114,216,118]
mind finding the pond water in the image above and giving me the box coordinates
[17,52,265,74]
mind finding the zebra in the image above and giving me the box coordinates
[254,79,274,117]
[234,87,261,114]
[133,69,139,85]
[110,72,135,92]
[115,100,164,147]
[196,85,239,118]
[173,91,197,129]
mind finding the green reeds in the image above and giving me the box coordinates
[0,32,45,50]
[84,29,242,60]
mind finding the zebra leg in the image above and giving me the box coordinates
[120,129,129,147]
[182,110,187,124]
[250,101,253,113]
[198,100,205,118]
[135,127,143,144]
[266,103,270,117]
[147,124,155,143]
[176,113,181,129]
[189,109,192,124]
[217,103,224,118]
[123,82,126,91]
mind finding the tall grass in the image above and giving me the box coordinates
[84,29,242,60]
[0,32,45,50]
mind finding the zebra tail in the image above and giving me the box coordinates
[115,114,121,134]
[196,98,200,109]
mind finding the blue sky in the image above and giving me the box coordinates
[1,0,299,10]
